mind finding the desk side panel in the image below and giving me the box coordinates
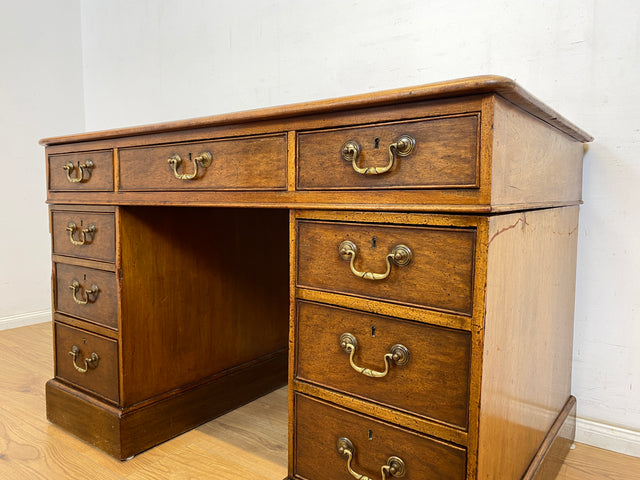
[477,206,579,479]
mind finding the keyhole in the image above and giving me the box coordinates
[371,236,377,249]
[368,430,373,440]
[371,326,376,337]
[82,338,86,344]
[374,138,380,149]
[83,274,87,281]
[80,219,83,227]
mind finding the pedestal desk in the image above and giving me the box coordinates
[42,76,592,479]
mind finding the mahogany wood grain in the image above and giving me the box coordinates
[476,206,580,479]
[297,114,479,190]
[490,96,585,209]
[54,322,119,402]
[117,207,289,406]
[296,218,476,315]
[40,77,591,474]
[51,209,116,263]
[118,134,287,191]
[295,300,471,428]
[47,348,287,460]
[48,150,114,191]
[43,85,584,213]
[55,312,119,340]
[39,75,591,146]
[293,393,467,480]
[54,262,118,329]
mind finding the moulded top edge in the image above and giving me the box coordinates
[39,75,593,146]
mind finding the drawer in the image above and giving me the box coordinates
[118,134,287,191]
[51,211,116,263]
[294,394,466,480]
[295,301,471,428]
[296,220,475,315]
[297,114,478,190]
[54,263,118,329]
[54,322,119,402]
[48,150,114,191]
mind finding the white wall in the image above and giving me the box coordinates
[0,0,85,329]
[2,0,637,457]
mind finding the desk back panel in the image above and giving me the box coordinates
[118,206,290,406]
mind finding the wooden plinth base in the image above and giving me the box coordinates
[524,395,577,480]
[46,349,287,460]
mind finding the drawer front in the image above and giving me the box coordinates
[51,211,116,263]
[54,263,118,329]
[297,114,478,190]
[294,394,466,480]
[48,150,114,191]
[296,301,471,428]
[118,134,287,191]
[297,220,475,315]
[54,322,119,402]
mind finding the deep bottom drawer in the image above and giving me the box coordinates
[54,322,119,403]
[294,393,466,480]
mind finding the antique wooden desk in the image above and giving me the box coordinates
[42,76,592,479]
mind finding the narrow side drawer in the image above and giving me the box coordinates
[48,150,114,192]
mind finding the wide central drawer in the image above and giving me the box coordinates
[294,394,466,480]
[118,134,287,191]
[296,219,476,315]
[295,301,471,429]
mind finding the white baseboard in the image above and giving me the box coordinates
[0,310,50,331]
[576,417,640,458]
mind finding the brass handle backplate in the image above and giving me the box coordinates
[168,151,212,180]
[337,437,406,479]
[339,333,409,378]
[63,160,94,183]
[69,345,99,373]
[339,240,412,281]
[341,135,415,175]
[69,280,99,305]
[66,222,96,246]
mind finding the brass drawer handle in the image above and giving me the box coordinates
[339,241,412,281]
[69,345,99,373]
[69,280,99,305]
[339,333,409,378]
[341,135,415,175]
[167,151,212,180]
[337,437,406,479]
[66,222,96,246]
[63,160,94,183]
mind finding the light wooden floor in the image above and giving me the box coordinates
[1,323,638,479]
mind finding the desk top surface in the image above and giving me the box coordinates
[40,75,592,146]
